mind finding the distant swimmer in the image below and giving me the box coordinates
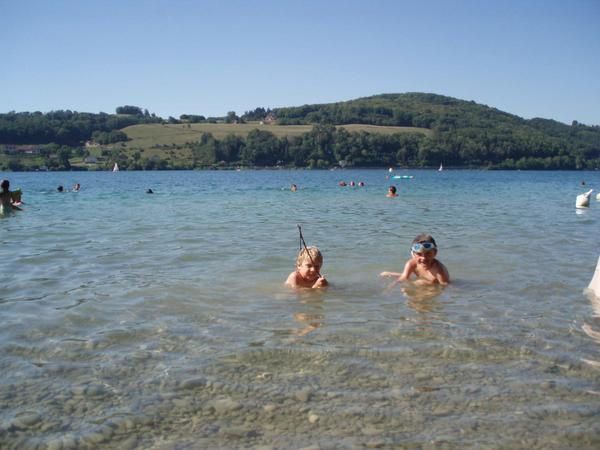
[73,183,80,192]
[146,188,154,194]
[290,184,297,192]
[339,181,347,187]
[386,186,398,197]
[380,234,450,286]
[57,185,64,192]
[0,179,22,213]
[358,181,365,187]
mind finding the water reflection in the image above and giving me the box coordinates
[406,294,441,314]
[402,283,444,301]
[291,291,325,336]
[293,311,324,336]
[385,280,445,313]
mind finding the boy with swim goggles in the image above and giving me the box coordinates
[381,234,450,286]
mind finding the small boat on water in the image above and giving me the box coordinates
[113,162,119,172]
[438,163,443,172]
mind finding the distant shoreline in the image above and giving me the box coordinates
[3,166,599,173]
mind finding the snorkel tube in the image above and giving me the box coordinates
[297,224,322,279]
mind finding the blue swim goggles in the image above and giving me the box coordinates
[411,242,436,253]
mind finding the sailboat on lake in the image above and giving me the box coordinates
[438,162,443,172]
[113,162,119,172]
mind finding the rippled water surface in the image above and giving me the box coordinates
[1,169,599,449]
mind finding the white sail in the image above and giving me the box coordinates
[113,162,119,172]
[438,163,443,171]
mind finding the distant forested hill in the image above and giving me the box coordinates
[271,93,600,169]
[1,94,599,171]
[0,108,162,146]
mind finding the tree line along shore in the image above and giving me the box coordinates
[1,93,599,171]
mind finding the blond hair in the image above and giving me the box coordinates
[296,246,323,267]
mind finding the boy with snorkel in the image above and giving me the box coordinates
[286,246,328,289]
[381,234,450,286]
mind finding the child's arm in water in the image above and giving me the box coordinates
[381,259,415,282]
[381,260,417,291]
[380,271,403,278]
[285,272,328,289]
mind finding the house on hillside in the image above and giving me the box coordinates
[25,146,41,154]
[264,113,277,124]
[5,145,41,155]
[84,156,98,164]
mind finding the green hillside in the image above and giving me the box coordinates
[1,93,599,170]
[274,92,523,127]
[268,93,600,169]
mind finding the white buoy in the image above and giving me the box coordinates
[576,189,594,208]
[589,256,600,298]
[596,193,600,201]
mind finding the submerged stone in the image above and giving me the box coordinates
[179,377,207,390]
[295,388,312,402]
[213,398,242,414]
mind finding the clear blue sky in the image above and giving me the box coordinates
[1,0,599,125]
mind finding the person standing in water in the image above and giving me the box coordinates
[1,179,22,213]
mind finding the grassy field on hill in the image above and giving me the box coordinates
[120,122,431,150]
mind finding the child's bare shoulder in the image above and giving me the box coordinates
[285,271,298,287]
[405,258,418,270]
[433,259,450,282]
[434,259,448,272]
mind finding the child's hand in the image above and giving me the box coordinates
[380,271,403,278]
[312,277,328,288]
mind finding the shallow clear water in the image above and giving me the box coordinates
[1,169,599,449]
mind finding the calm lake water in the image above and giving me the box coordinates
[1,169,599,449]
